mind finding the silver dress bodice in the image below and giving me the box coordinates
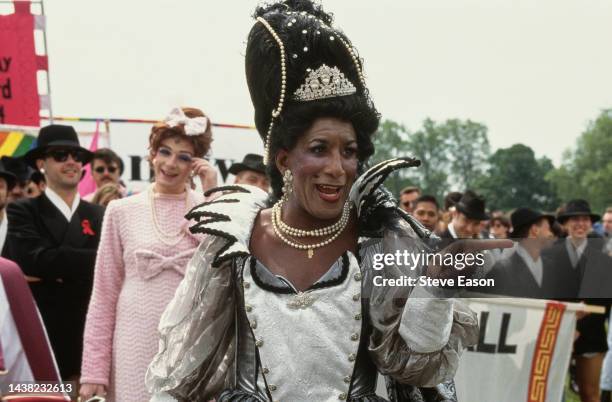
[232,251,381,401]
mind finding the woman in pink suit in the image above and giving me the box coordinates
[79,107,217,402]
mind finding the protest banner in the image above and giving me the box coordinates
[0,1,49,127]
[455,298,583,402]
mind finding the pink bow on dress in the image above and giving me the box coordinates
[134,248,196,280]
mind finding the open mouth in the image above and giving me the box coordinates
[315,184,343,203]
[63,169,79,177]
[160,169,179,179]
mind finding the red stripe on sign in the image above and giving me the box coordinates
[527,302,566,402]
[36,55,49,71]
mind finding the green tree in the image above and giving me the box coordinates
[476,144,559,211]
[404,118,451,200]
[547,109,612,212]
[443,119,490,189]
[371,119,415,196]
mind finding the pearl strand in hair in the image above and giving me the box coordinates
[256,16,287,165]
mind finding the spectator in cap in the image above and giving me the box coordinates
[0,160,16,254]
[4,124,104,381]
[486,208,555,298]
[412,194,440,233]
[229,153,269,192]
[398,185,420,214]
[83,148,126,202]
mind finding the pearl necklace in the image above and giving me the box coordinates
[273,199,351,237]
[271,199,351,258]
[148,185,190,247]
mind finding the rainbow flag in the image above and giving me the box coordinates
[0,131,37,157]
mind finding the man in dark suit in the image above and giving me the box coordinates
[439,190,489,240]
[544,199,612,402]
[4,125,104,380]
[486,208,555,298]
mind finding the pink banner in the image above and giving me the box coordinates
[0,1,41,126]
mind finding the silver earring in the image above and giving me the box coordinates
[282,170,293,200]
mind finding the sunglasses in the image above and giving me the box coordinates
[46,148,88,163]
[94,166,118,174]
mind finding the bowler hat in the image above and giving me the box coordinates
[455,190,489,221]
[229,153,266,175]
[510,207,554,238]
[0,159,17,190]
[24,125,93,168]
[557,199,600,223]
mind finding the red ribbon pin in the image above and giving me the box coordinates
[81,219,95,236]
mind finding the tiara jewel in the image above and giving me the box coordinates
[292,64,357,102]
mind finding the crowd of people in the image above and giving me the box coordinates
[400,185,612,402]
[0,0,610,401]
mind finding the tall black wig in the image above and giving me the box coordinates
[245,0,380,199]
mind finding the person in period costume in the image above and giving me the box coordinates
[146,2,511,401]
[544,199,612,402]
[229,153,270,192]
[4,125,104,380]
[79,107,216,402]
[485,208,555,298]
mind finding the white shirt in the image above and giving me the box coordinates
[447,222,458,239]
[0,213,6,252]
[515,243,543,287]
[45,187,80,221]
[565,237,587,268]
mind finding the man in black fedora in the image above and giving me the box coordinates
[4,124,104,380]
[229,153,269,192]
[485,208,555,298]
[544,199,612,402]
[440,190,489,239]
[0,156,33,203]
[0,160,17,254]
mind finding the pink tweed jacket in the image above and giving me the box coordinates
[81,188,204,402]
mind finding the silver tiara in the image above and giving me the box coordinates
[292,64,357,102]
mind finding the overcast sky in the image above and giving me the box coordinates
[39,0,612,171]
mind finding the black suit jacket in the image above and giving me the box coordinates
[485,250,554,298]
[4,193,104,378]
[542,238,612,354]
